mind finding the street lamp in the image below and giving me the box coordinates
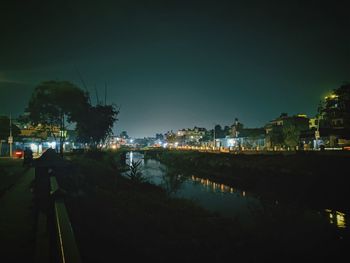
[9,114,13,157]
[212,123,217,150]
[315,114,321,150]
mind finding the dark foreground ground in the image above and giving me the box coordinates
[55,150,349,263]
[0,158,35,262]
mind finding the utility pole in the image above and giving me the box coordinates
[105,82,107,106]
[9,114,13,157]
[213,124,216,150]
[315,115,321,150]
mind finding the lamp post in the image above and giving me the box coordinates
[213,127,215,150]
[315,115,320,150]
[212,123,217,150]
[9,114,13,157]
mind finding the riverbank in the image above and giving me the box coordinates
[143,149,350,212]
[54,150,350,262]
[59,151,244,262]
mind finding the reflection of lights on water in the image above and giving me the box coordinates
[129,151,133,164]
[190,175,245,196]
[325,209,346,229]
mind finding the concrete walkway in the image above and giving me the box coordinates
[0,168,35,263]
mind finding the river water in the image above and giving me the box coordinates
[126,151,347,230]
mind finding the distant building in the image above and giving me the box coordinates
[176,126,206,145]
[216,128,266,150]
[321,93,349,129]
[108,136,127,148]
[10,122,76,154]
[309,118,319,130]
[315,85,350,148]
[265,113,309,149]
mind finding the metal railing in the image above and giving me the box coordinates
[50,176,82,263]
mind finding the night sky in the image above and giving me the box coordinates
[1,0,349,137]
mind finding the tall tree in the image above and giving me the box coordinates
[199,129,213,142]
[223,125,231,137]
[282,123,300,149]
[267,127,283,149]
[155,133,164,140]
[214,124,225,139]
[76,104,119,148]
[26,81,90,155]
[120,131,129,139]
[165,131,177,143]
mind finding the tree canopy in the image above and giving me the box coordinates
[282,123,300,149]
[120,131,129,139]
[76,104,119,147]
[25,81,90,154]
[26,81,90,127]
[25,80,120,151]
[165,131,177,143]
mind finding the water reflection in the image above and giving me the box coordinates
[160,166,186,195]
[125,152,347,230]
[190,176,245,196]
[126,151,144,166]
[325,209,347,229]
[129,151,133,164]
[140,157,259,220]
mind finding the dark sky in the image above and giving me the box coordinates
[1,0,349,137]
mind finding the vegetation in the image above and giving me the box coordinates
[23,81,119,154]
[199,129,213,142]
[165,131,176,143]
[24,81,90,155]
[214,124,231,138]
[126,159,146,183]
[160,167,186,196]
[75,104,119,147]
[282,123,300,149]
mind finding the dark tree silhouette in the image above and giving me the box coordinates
[25,81,90,156]
[120,131,129,139]
[282,123,301,149]
[76,104,119,148]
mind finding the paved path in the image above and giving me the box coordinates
[0,168,35,263]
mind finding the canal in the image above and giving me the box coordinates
[126,151,348,232]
